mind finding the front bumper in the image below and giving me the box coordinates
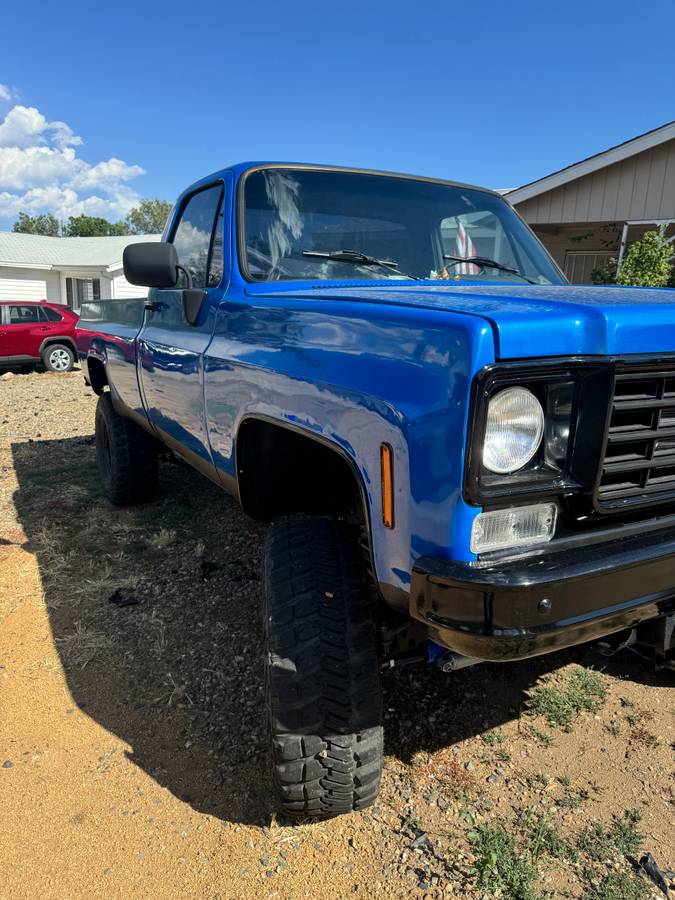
[411,524,675,661]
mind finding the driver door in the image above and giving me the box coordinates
[138,182,226,475]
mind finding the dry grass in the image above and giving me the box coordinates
[56,620,112,669]
[148,527,176,550]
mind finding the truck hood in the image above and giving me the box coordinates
[271,283,675,359]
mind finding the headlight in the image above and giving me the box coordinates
[483,387,544,474]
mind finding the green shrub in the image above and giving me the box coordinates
[578,809,642,861]
[617,227,673,287]
[468,823,540,899]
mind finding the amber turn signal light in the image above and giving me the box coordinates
[380,443,395,528]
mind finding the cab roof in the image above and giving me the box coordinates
[181,162,500,201]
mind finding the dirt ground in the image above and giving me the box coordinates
[0,370,673,900]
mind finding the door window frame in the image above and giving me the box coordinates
[167,180,226,290]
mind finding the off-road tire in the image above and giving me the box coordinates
[95,392,158,505]
[263,516,384,819]
[42,343,75,372]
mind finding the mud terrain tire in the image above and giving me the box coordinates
[263,516,384,819]
[95,392,158,506]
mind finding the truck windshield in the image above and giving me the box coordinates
[241,167,564,285]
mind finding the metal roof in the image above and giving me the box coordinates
[0,232,161,271]
[507,120,675,206]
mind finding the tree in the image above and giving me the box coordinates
[616,227,673,287]
[126,199,173,235]
[12,212,60,236]
[63,215,130,237]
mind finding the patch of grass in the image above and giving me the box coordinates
[419,748,476,799]
[527,772,549,789]
[557,794,583,811]
[517,811,577,863]
[528,727,554,748]
[468,822,540,900]
[578,810,642,861]
[148,527,177,549]
[481,729,508,746]
[557,775,571,787]
[630,726,658,748]
[56,621,112,669]
[586,871,650,900]
[527,666,607,729]
[495,749,512,762]
[609,810,643,856]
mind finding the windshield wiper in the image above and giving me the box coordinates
[302,249,420,280]
[443,255,537,284]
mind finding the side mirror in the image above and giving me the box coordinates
[123,242,178,288]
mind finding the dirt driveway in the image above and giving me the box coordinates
[0,371,673,900]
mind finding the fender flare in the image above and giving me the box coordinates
[235,413,378,584]
[39,335,77,356]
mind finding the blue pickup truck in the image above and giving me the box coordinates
[76,162,675,819]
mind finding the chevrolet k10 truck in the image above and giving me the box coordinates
[76,163,675,819]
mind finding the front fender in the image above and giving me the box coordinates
[204,295,496,600]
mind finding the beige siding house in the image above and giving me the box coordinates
[0,233,161,311]
[507,121,675,283]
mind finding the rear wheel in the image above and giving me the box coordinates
[95,392,158,505]
[42,343,75,372]
[263,516,383,819]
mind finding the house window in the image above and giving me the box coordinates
[65,277,101,311]
[564,251,616,284]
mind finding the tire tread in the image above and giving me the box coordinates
[95,393,158,506]
[263,517,383,819]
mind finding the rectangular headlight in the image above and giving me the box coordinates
[470,503,557,554]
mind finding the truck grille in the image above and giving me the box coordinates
[597,367,675,510]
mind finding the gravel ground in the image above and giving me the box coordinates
[0,369,673,900]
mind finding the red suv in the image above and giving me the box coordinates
[0,301,79,372]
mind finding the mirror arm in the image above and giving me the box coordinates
[176,264,193,289]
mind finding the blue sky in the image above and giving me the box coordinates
[1,0,674,228]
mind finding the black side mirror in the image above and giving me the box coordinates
[123,242,178,288]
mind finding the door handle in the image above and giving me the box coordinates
[144,301,161,311]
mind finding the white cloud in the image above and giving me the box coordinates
[0,105,82,149]
[69,157,144,191]
[0,84,18,103]
[0,101,145,225]
[0,185,141,221]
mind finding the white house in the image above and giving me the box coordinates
[0,232,162,312]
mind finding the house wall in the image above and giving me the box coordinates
[532,223,622,269]
[515,138,675,225]
[0,267,61,302]
[110,269,148,299]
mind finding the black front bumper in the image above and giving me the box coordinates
[411,525,675,661]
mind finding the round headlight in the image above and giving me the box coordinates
[483,387,544,474]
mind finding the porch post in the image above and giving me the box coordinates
[616,222,629,274]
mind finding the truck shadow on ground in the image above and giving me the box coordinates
[11,435,660,827]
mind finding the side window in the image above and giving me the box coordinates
[171,184,224,289]
[41,306,63,322]
[9,305,41,324]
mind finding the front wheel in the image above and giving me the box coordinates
[42,343,75,372]
[263,517,384,819]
